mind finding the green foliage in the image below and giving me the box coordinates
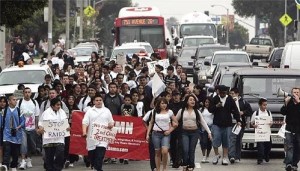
[0,0,48,27]
[232,0,297,46]
[229,22,249,49]
[96,0,132,46]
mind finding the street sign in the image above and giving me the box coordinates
[84,6,96,17]
[296,0,300,5]
[279,14,293,27]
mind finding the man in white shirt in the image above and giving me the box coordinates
[17,88,40,169]
[82,94,114,171]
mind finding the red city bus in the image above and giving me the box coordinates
[113,7,169,58]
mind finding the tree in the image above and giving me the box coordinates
[232,0,297,46]
[95,0,132,47]
[229,22,249,49]
[0,0,47,27]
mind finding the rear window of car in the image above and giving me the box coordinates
[250,38,272,45]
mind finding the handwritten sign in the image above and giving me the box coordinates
[13,90,24,100]
[116,53,126,66]
[90,123,117,144]
[147,59,170,74]
[255,115,271,142]
[43,119,70,139]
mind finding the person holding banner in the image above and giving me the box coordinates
[146,97,178,171]
[82,94,114,171]
[38,98,69,171]
[251,98,273,165]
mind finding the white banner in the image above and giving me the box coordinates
[254,115,271,142]
[152,72,166,98]
[90,123,117,144]
[43,119,70,138]
[147,59,170,75]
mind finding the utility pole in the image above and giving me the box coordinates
[79,0,83,40]
[226,8,229,46]
[284,0,287,45]
[47,0,53,57]
[66,0,70,49]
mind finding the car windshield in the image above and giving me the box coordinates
[0,70,47,85]
[213,54,249,65]
[73,48,93,56]
[196,47,230,58]
[111,48,145,58]
[180,48,197,58]
[180,24,217,38]
[143,45,154,53]
[250,38,272,45]
[220,74,233,87]
[183,38,214,47]
[242,77,300,98]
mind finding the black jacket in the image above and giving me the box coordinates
[236,98,253,128]
[281,100,300,133]
[209,95,241,127]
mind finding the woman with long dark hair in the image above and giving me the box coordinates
[146,97,178,171]
[176,95,212,171]
[0,96,7,170]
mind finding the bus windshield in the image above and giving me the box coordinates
[180,24,217,38]
[120,26,164,49]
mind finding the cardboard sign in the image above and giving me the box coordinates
[254,115,271,142]
[90,123,117,144]
[147,59,170,74]
[43,119,70,138]
[116,53,126,66]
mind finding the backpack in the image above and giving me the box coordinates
[178,108,201,129]
[255,110,271,116]
[18,98,36,109]
[1,107,21,134]
[81,95,89,111]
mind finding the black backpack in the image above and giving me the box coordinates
[255,110,271,116]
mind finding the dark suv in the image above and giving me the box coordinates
[231,68,300,149]
[191,44,230,84]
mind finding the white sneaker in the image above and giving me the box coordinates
[19,159,26,170]
[0,164,7,171]
[11,168,17,171]
[201,156,207,163]
[212,155,220,165]
[69,163,74,167]
[222,158,229,165]
[26,158,33,168]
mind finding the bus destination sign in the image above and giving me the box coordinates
[121,18,159,26]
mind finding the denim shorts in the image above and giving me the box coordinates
[151,131,170,149]
[211,125,231,148]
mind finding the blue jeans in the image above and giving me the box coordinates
[2,142,20,169]
[285,132,300,167]
[182,129,199,168]
[20,130,37,155]
[199,126,212,152]
[229,128,244,160]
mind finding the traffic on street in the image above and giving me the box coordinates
[0,0,299,171]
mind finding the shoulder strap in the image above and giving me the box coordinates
[82,95,88,110]
[267,110,271,116]
[18,98,23,109]
[31,98,36,106]
[2,108,7,131]
[43,100,48,111]
[256,110,259,116]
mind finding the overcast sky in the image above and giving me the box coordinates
[131,0,255,39]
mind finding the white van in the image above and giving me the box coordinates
[280,41,300,69]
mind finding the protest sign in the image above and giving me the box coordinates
[69,111,149,160]
[147,59,170,74]
[90,123,117,144]
[116,53,126,66]
[42,119,70,139]
[152,72,166,98]
[255,115,271,142]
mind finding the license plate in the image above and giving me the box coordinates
[271,135,284,144]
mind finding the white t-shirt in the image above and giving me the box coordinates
[143,110,152,123]
[17,99,40,131]
[38,107,68,145]
[82,106,114,150]
[201,108,213,126]
[153,110,173,131]
[78,96,91,111]
[251,109,273,124]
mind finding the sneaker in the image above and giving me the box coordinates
[212,155,220,165]
[201,156,207,163]
[0,165,7,171]
[119,159,124,164]
[19,159,27,170]
[257,160,263,165]
[286,164,292,171]
[103,158,111,164]
[235,159,240,163]
[111,158,117,164]
[124,159,129,165]
[64,160,70,168]
[26,158,33,168]
[69,163,74,167]
[222,158,229,165]
[230,157,235,164]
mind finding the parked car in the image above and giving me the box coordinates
[231,68,300,149]
[280,41,300,69]
[245,36,274,61]
[204,51,251,80]
[192,44,230,84]
[177,47,197,75]
[267,47,283,68]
